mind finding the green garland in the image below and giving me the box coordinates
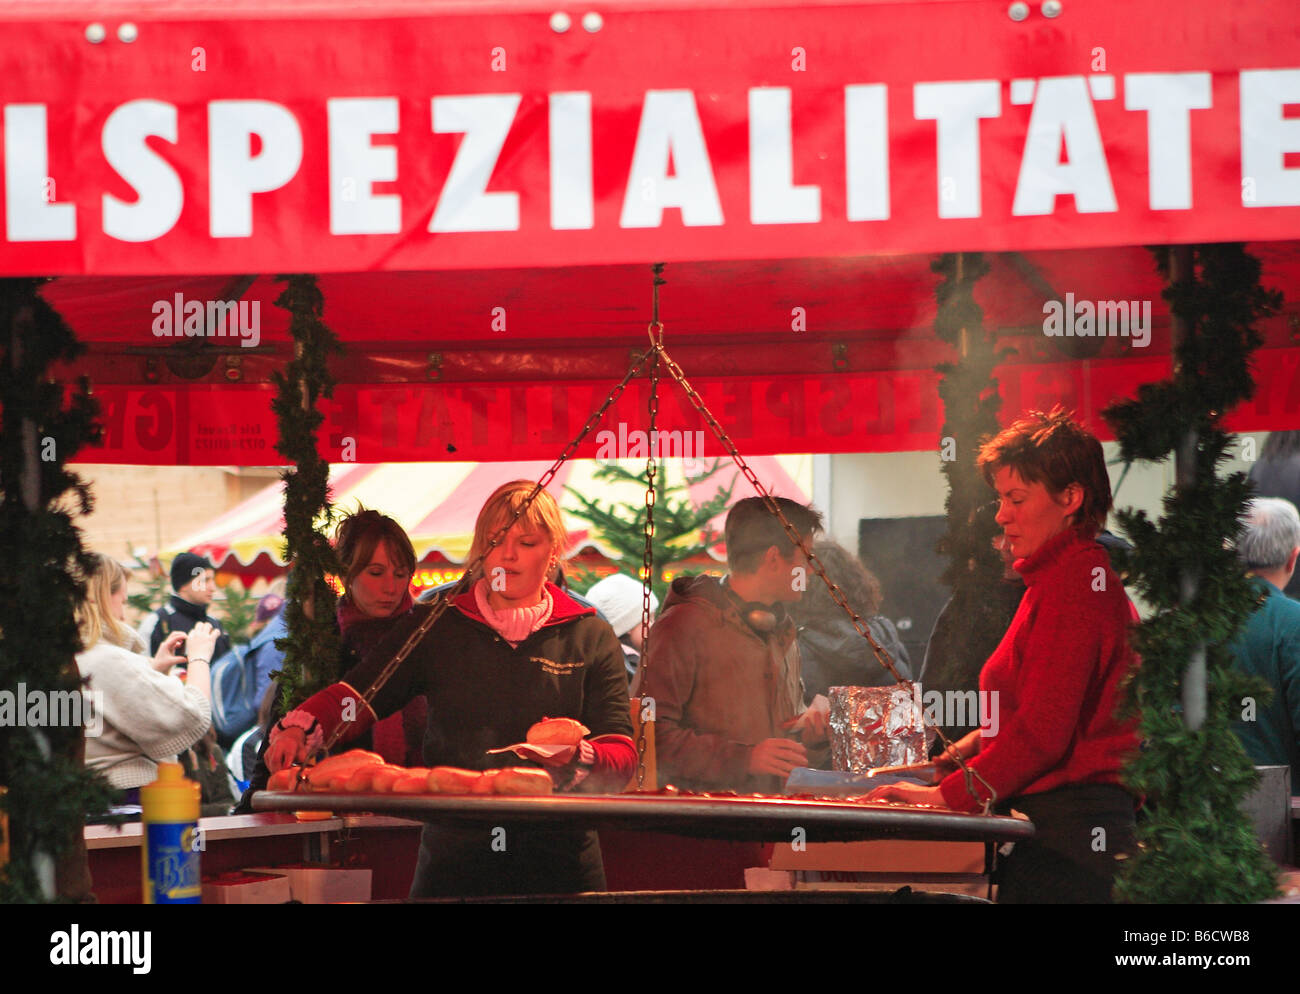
[271,275,345,713]
[0,278,116,902]
[932,253,1008,601]
[1105,244,1281,903]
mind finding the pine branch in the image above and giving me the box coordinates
[1104,244,1281,903]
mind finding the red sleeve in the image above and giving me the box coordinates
[587,734,637,790]
[296,681,377,746]
[939,565,1124,812]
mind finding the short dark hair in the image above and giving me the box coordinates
[334,504,417,591]
[977,407,1112,538]
[724,496,824,574]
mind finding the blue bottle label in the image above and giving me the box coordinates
[145,821,202,903]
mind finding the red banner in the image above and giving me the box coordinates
[74,349,1300,465]
[3,0,1298,277]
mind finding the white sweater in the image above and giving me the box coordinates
[78,628,211,790]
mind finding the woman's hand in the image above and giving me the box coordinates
[929,729,983,781]
[865,782,947,807]
[265,725,309,772]
[152,631,188,672]
[184,622,220,666]
[538,738,595,790]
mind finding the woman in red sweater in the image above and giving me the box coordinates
[870,409,1140,903]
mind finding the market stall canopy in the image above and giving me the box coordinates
[4,0,1297,461]
[165,454,811,581]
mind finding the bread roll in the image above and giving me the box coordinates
[426,767,483,793]
[492,767,554,796]
[525,717,589,746]
[470,769,499,794]
[370,766,410,793]
[344,764,402,792]
[267,768,302,792]
[392,769,433,794]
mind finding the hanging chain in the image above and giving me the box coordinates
[307,345,659,764]
[636,266,666,788]
[650,344,998,813]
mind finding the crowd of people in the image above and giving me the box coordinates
[71,408,1300,902]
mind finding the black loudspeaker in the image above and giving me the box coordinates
[857,516,950,669]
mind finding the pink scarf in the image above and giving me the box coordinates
[473,579,553,645]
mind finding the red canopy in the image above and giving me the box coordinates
[3,0,1296,462]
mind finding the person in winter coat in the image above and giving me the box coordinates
[634,496,830,794]
[76,553,217,797]
[788,541,912,700]
[137,550,232,664]
[266,482,635,897]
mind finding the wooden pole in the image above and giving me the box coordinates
[1169,245,1206,731]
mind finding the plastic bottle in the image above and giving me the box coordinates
[140,762,202,904]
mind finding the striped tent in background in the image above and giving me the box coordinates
[165,456,812,592]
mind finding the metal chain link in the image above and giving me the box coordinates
[636,329,664,787]
[651,345,998,813]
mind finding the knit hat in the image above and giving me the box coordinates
[171,551,214,593]
[255,593,284,624]
[585,572,659,638]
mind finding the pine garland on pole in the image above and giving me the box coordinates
[932,252,1007,607]
[271,275,345,713]
[1105,244,1281,903]
[0,278,116,902]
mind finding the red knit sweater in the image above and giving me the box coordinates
[938,529,1140,813]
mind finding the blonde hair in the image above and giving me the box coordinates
[465,481,567,580]
[77,553,133,650]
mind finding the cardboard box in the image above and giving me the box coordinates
[247,863,372,903]
[769,839,985,873]
[202,871,293,904]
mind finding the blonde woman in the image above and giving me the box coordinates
[76,553,217,796]
[267,481,635,897]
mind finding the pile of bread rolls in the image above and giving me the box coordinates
[266,718,588,797]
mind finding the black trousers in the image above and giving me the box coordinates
[994,784,1137,904]
[409,822,606,899]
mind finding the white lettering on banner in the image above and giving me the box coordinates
[4,105,76,241]
[102,100,183,242]
[1240,69,1300,207]
[1013,76,1117,216]
[430,94,522,232]
[845,84,890,221]
[328,98,401,235]
[1124,72,1212,211]
[749,88,820,224]
[6,69,1300,249]
[620,89,724,227]
[913,80,1000,219]
[550,92,594,229]
[209,100,304,237]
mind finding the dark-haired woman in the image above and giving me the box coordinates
[869,409,1140,903]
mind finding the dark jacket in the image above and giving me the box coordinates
[798,614,913,700]
[141,594,232,662]
[635,575,805,794]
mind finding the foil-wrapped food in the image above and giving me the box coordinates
[828,683,931,773]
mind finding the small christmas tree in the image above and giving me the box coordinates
[565,460,735,602]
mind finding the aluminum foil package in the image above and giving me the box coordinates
[828,683,929,773]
